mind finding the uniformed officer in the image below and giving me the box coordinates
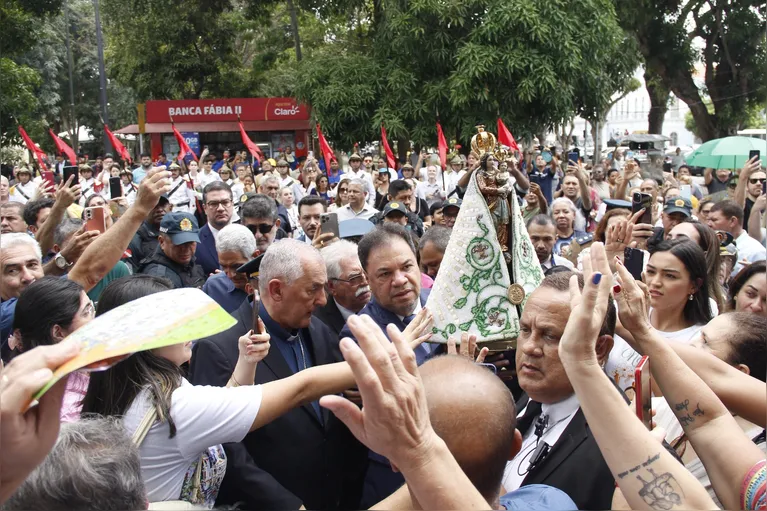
[167,162,197,214]
[8,167,37,204]
[138,211,206,289]
[442,197,462,228]
[236,253,264,301]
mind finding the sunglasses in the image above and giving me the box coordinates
[748,178,766,184]
[246,223,274,235]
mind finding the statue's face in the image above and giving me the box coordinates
[499,162,508,172]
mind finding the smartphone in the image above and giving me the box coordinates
[41,171,55,190]
[635,356,652,430]
[83,206,107,234]
[624,247,644,281]
[109,176,122,199]
[749,150,760,162]
[307,150,314,160]
[631,192,653,224]
[567,152,579,166]
[63,165,79,186]
[320,212,340,238]
[528,173,541,186]
[680,184,691,200]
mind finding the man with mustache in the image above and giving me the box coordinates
[314,240,371,336]
[338,223,433,507]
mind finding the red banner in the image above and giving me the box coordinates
[316,124,335,177]
[497,118,519,152]
[239,120,264,163]
[172,125,198,162]
[436,121,448,170]
[104,125,132,163]
[146,97,310,123]
[49,129,78,165]
[381,125,396,170]
[18,126,49,171]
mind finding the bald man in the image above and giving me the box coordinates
[372,355,576,510]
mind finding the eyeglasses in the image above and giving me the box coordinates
[206,199,233,209]
[749,178,766,184]
[332,274,366,286]
[338,188,349,194]
[246,223,274,235]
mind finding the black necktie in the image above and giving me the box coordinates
[516,399,543,435]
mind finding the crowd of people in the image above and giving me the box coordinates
[0,141,765,511]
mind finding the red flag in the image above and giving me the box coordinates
[104,125,132,163]
[238,121,264,163]
[436,121,448,170]
[380,125,396,170]
[18,126,49,171]
[497,118,519,152]
[171,124,198,162]
[316,123,336,176]
[48,129,78,165]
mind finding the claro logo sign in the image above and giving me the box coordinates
[273,104,300,116]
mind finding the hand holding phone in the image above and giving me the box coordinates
[624,247,644,281]
[83,206,107,234]
[635,356,652,430]
[632,192,653,225]
[320,212,340,238]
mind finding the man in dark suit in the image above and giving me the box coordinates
[315,239,370,336]
[337,224,433,507]
[195,181,234,276]
[188,239,367,510]
[501,271,617,510]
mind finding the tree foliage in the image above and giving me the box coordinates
[293,0,634,151]
[617,0,766,141]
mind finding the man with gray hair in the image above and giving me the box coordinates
[335,178,378,221]
[203,223,257,312]
[2,416,147,510]
[418,225,451,279]
[189,238,367,510]
[314,240,371,336]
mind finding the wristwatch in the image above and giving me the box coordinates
[54,252,73,270]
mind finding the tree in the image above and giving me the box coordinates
[294,0,630,152]
[617,0,767,141]
[0,0,63,145]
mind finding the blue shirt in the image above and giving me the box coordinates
[529,165,556,204]
[500,484,577,510]
[327,170,344,186]
[132,167,148,184]
[212,160,225,172]
[203,272,248,313]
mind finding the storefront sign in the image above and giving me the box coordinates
[146,97,309,123]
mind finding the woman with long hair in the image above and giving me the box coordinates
[81,275,428,507]
[311,173,331,202]
[726,261,766,315]
[279,187,300,233]
[12,277,95,421]
[374,170,390,211]
[667,219,726,313]
[329,178,350,212]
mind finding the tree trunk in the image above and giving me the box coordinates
[645,69,669,135]
[397,138,409,166]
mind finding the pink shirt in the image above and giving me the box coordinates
[60,372,90,423]
[420,273,434,289]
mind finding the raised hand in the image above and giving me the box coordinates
[238,318,270,364]
[613,257,653,351]
[558,242,613,365]
[55,174,82,208]
[446,332,489,363]
[402,307,433,349]
[135,168,171,216]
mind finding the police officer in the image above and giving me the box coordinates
[126,194,172,271]
[138,211,206,289]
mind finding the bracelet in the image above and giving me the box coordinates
[229,374,241,387]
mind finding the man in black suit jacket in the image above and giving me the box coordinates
[501,271,617,510]
[195,181,235,276]
[188,240,367,510]
[314,239,371,336]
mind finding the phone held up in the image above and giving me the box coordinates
[320,212,340,238]
[631,192,653,225]
[109,176,122,200]
[624,247,644,281]
[63,165,79,186]
[635,356,653,430]
[749,149,760,163]
[83,206,107,234]
[41,171,55,190]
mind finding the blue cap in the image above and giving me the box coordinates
[339,218,374,239]
[382,201,408,218]
[499,484,578,511]
[443,197,462,211]
[603,198,632,211]
[236,254,264,279]
[159,212,200,245]
[663,196,692,217]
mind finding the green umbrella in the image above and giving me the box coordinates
[686,136,767,169]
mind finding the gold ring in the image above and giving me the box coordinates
[320,241,325,247]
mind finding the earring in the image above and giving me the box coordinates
[688,294,694,301]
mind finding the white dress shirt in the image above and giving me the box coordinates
[502,393,580,491]
[347,169,376,206]
[336,302,356,321]
[335,203,378,222]
[732,229,767,276]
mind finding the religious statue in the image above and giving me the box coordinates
[476,152,511,255]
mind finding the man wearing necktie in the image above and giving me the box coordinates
[189,239,368,510]
[501,271,619,510]
[338,223,434,507]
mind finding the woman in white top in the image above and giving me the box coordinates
[607,238,714,392]
[279,186,300,233]
[81,275,430,507]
